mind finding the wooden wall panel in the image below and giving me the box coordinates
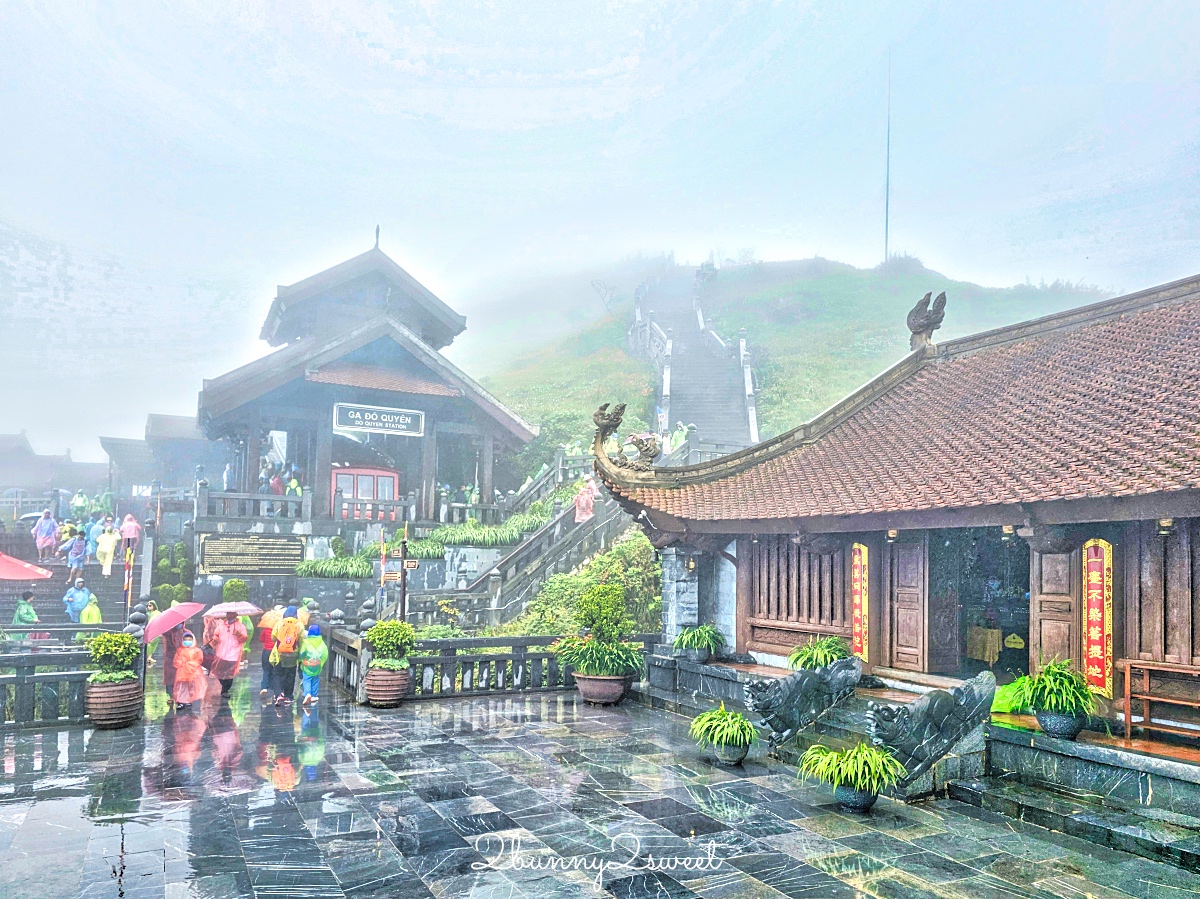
[745,536,850,656]
[1124,517,1200,667]
[1029,548,1080,672]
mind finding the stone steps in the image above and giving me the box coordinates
[948,775,1200,872]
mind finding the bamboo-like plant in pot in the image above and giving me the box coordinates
[553,585,642,705]
[1019,660,1096,741]
[788,635,852,670]
[690,701,759,765]
[673,624,726,663]
[363,620,417,707]
[798,742,906,813]
[85,632,144,729]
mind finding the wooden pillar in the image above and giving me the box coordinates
[419,431,437,520]
[480,433,495,504]
[313,416,333,519]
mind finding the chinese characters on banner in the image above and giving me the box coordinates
[851,543,869,663]
[1082,538,1113,698]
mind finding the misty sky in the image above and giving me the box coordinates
[3,1,1200,457]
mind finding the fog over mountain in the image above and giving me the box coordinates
[2,2,1199,458]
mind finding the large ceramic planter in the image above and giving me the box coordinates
[834,785,878,814]
[712,743,749,766]
[364,667,413,708]
[574,674,628,705]
[1035,710,1088,741]
[86,679,143,729]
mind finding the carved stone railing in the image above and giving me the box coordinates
[327,630,662,701]
[195,484,310,521]
[501,450,593,515]
[659,435,751,468]
[335,490,417,523]
[0,647,105,729]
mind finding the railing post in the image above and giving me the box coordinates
[195,482,209,519]
[302,490,313,520]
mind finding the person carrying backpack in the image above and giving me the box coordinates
[269,606,303,705]
[298,624,328,707]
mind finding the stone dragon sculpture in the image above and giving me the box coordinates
[865,669,995,786]
[906,291,947,350]
[592,403,660,471]
[743,657,862,747]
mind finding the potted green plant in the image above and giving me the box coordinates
[363,620,417,707]
[553,585,642,704]
[1019,660,1096,740]
[798,742,906,813]
[85,632,144,729]
[788,635,852,670]
[673,624,726,663]
[690,701,759,765]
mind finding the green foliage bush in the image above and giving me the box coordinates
[552,635,643,677]
[87,632,141,675]
[798,742,906,793]
[488,530,661,637]
[150,583,190,606]
[788,636,852,670]
[295,556,374,579]
[370,657,411,671]
[330,536,348,558]
[222,579,250,604]
[1019,660,1096,715]
[576,584,629,643]
[416,624,467,640]
[674,624,726,653]
[690,702,758,748]
[365,620,417,662]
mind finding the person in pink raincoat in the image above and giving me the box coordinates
[30,510,58,561]
[573,474,601,524]
[206,612,248,696]
[173,631,207,708]
[119,514,142,554]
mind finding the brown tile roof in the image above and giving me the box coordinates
[601,277,1200,523]
[306,361,462,397]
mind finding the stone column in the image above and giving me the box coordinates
[661,547,699,642]
[480,433,495,503]
[312,418,333,519]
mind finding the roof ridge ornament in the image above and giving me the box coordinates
[906,291,946,351]
[592,403,661,472]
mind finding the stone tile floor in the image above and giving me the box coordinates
[0,671,1193,898]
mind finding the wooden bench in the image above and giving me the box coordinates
[1117,658,1200,740]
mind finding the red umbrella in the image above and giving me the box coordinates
[142,602,206,643]
[0,552,52,580]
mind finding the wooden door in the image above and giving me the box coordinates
[1029,548,1081,672]
[888,534,927,671]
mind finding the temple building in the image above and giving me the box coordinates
[596,273,1200,730]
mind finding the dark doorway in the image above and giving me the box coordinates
[928,528,1031,683]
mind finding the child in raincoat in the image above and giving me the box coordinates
[95,525,120,577]
[173,630,207,708]
[298,624,328,707]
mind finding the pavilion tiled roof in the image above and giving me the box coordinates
[306,361,462,397]
[599,275,1200,524]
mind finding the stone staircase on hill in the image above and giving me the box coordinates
[637,268,753,449]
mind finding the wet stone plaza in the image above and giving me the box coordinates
[0,669,1192,899]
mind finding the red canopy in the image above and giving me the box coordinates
[0,552,52,581]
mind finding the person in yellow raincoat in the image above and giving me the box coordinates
[76,594,103,642]
[95,525,120,578]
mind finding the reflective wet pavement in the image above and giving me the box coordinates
[0,663,1192,898]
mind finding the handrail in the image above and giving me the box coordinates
[195,484,311,521]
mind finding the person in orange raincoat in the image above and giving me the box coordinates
[172,630,207,708]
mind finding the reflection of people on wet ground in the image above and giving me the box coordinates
[269,606,303,706]
[168,707,208,778]
[173,631,207,709]
[257,704,301,802]
[206,612,248,696]
[298,708,325,782]
[210,699,243,787]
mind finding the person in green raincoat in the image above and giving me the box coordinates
[298,624,328,707]
[145,600,162,666]
[76,594,103,642]
[12,591,40,640]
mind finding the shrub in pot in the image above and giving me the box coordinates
[690,701,758,765]
[554,584,642,704]
[363,620,417,707]
[673,624,726,663]
[85,632,144,729]
[798,742,906,813]
[788,635,852,671]
[1018,660,1096,740]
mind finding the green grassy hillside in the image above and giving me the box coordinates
[694,256,1109,438]
[480,255,1110,473]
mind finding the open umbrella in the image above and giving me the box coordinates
[203,601,262,618]
[142,602,206,644]
[0,551,52,580]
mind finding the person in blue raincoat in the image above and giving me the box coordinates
[62,578,92,623]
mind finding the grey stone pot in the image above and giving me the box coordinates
[1034,710,1088,741]
[834,785,879,813]
[677,647,711,663]
[712,743,749,766]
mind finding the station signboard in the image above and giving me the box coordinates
[333,403,425,437]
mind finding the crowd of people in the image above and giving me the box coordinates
[29,508,141,578]
[153,601,328,711]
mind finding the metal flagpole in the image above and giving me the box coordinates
[123,545,134,618]
[399,522,409,624]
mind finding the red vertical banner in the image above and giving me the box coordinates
[1082,538,1113,698]
[851,543,869,664]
